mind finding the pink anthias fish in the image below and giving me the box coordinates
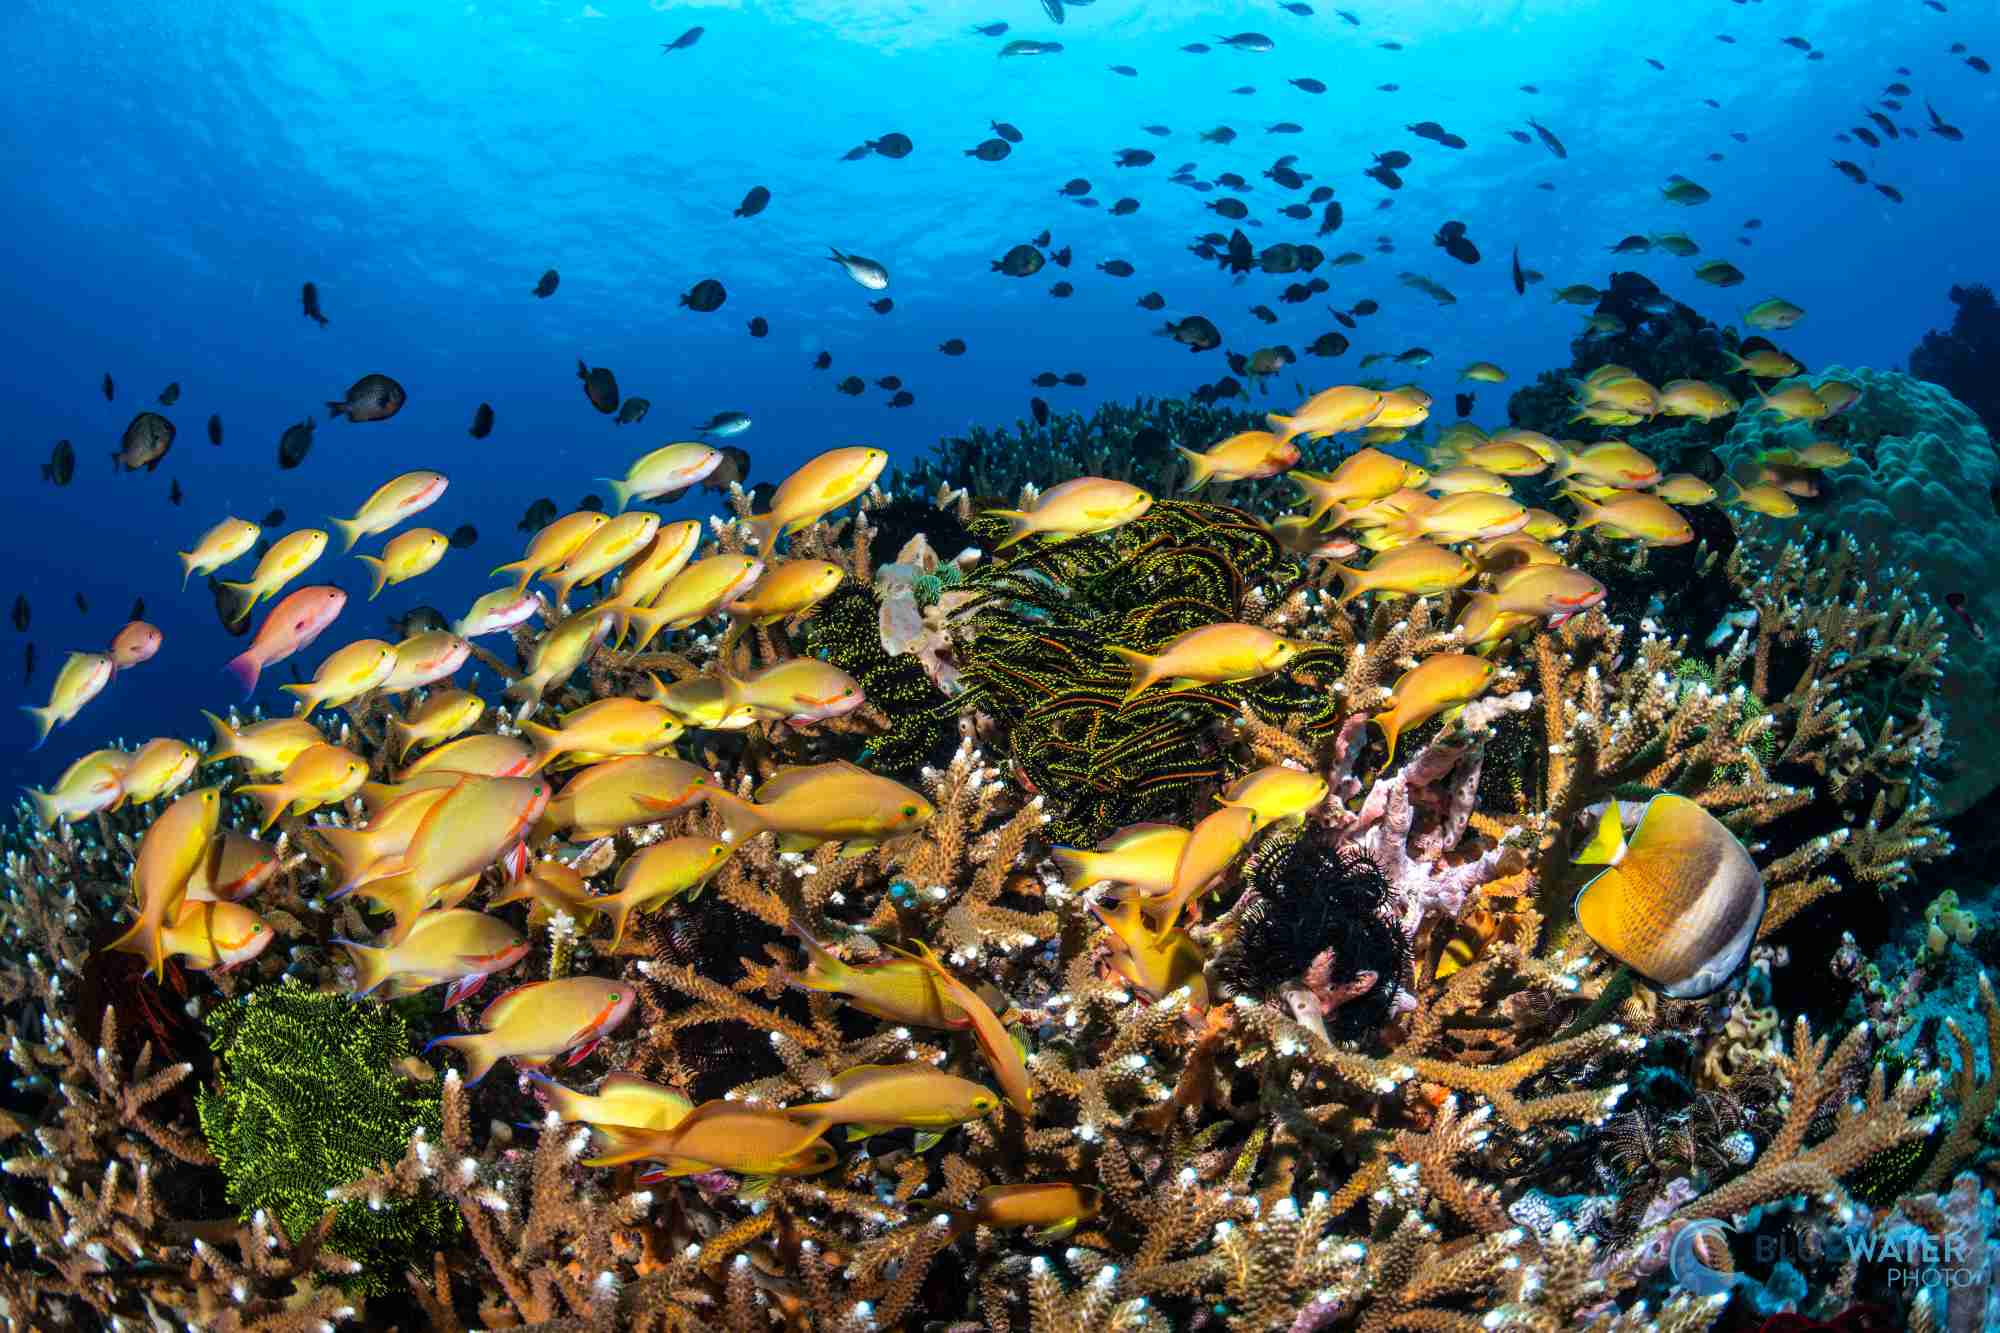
[223,585,347,698]
[109,620,163,669]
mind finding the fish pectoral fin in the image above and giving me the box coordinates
[776,833,821,853]
[1030,1218,1081,1242]
[1163,677,1206,693]
[441,971,492,1008]
[737,1175,776,1202]
[843,1123,894,1142]
[912,1130,946,1153]
[561,1037,605,1068]
[834,839,881,860]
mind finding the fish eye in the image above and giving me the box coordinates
[251,925,264,934]
[901,804,918,817]
[610,992,621,1001]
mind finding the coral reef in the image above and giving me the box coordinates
[1909,282,2000,438]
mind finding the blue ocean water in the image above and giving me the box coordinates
[0,0,1994,797]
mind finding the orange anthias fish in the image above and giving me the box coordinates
[686,761,933,855]
[601,443,723,513]
[533,754,711,840]
[1177,430,1299,491]
[313,785,453,898]
[989,476,1155,550]
[236,743,368,832]
[426,975,635,1086]
[378,632,471,695]
[488,859,610,929]
[160,899,275,973]
[597,837,733,950]
[1373,653,1499,771]
[1573,794,1765,999]
[1151,804,1260,926]
[224,585,348,698]
[1050,823,1190,893]
[493,510,611,592]
[1565,491,1693,547]
[1266,384,1385,443]
[27,750,126,826]
[1289,446,1419,524]
[340,776,551,937]
[1108,623,1310,704]
[184,831,279,904]
[545,511,660,607]
[618,556,765,651]
[1216,765,1328,826]
[339,908,529,1005]
[108,620,163,669]
[402,733,534,781]
[601,519,703,612]
[105,786,222,980]
[724,559,846,625]
[723,658,865,728]
[117,738,198,805]
[582,1100,837,1183]
[785,1062,999,1145]
[1093,895,1208,1005]
[521,698,683,774]
[891,940,1033,1116]
[744,446,888,552]
[785,920,967,1029]
[970,1183,1103,1239]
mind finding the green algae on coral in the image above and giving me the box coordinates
[196,979,455,1288]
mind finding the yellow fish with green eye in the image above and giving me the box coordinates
[493,510,610,592]
[1289,446,1423,524]
[23,651,115,750]
[1150,803,1261,927]
[1565,491,1693,547]
[783,920,966,1029]
[1329,540,1478,605]
[678,760,933,854]
[531,754,710,841]
[582,1099,837,1182]
[1426,465,1514,496]
[280,638,397,717]
[313,785,452,898]
[1753,384,1832,423]
[1459,361,1507,383]
[724,559,845,625]
[597,837,733,950]
[1657,379,1739,422]
[489,859,610,929]
[603,519,702,614]
[236,744,368,832]
[1216,765,1329,826]
[179,515,260,588]
[521,698,683,775]
[524,1070,696,1136]
[426,975,635,1087]
[544,511,659,608]
[330,470,448,553]
[988,476,1154,551]
[1573,794,1765,999]
[1108,622,1311,704]
[184,830,280,904]
[1372,653,1498,771]
[646,673,760,730]
[1814,380,1862,415]
[119,738,198,805]
[1091,894,1208,1005]
[1520,508,1570,540]
[1651,474,1719,506]
[357,527,448,600]
[970,1183,1103,1240]
[402,733,533,780]
[199,712,324,777]
[338,907,528,1005]
[744,445,887,553]
[784,1062,1000,1144]
[1267,384,1384,443]
[1486,564,1607,619]
[1555,440,1661,489]
[504,607,615,710]
[1455,441,1548,477]
[340,776,551,939]
[1727,347,1801,379]
[1723,479,1801,519]
[889,939,1034,1116]
[721,658,865,728]
[1406,492,1528,544]
[1050,822,1190,894]
[377,634,469,699]
[218,528,327,621]
[600,442,722,513]
[104,786,222,980]
[1176,430,1300,491]
[387,688,485,764]
[162,899,275,973]
[1370,386,1432,430]
[617,555,765,652]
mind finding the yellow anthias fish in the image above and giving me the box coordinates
[218,529,328,621]
[598,837,733,950]
[784,920,966,1029]
[493,511,611,593]
[238,744,369,831]
[1743,297,1805,331]
[1458,441,1549,477]
[687,760,933,855]
[1657,379,1739,422]
[281,638,397,717]
[725,559,845,625]
[524,1070,696,1136]
[1814,380,1862,415]
[892,940,1033,1116]
[1093,894,1208,1005]
[604,520,703,612]
[26,748,127,826]
[1554,441,1661,489]
[1370,386,1433,430]
[1473,534,1565,576]
[1266,514,1361,560]
[200,712,324,777]
[359,770,480,818]
[1566,492,1694,546]
[724,658,865,728]
[582,1100,837,1181]
[1652,474,1719,505]
[1217,765,1328,825]
[600,443,723,513]
[1176,431,1300,491]
[1373,653,1498,770]
[1724,479,1801,518]
[339,908,529,1005]
[1050,823,1190,893]
[1266,384,1384,443]
[379,632,470,696]
[404,733,534,780]
[358,528,448,600]
[1520,508,1570,540]
[1108,623,1310,704]
[1573,795,1765,998]
[545,511,660,607]
[522,698,683,774]
[1454,596,1536,655]
[1289,447,1425,524]
[120,738,198,805]
[23,652,114,749]
[1404,492,1528,544]
[1488,564,1607,618]
[1459,361,1508,383]
[179,516,260,588]
[970,1183,1103,1239]
[184,831,279,904]
[489,859,611,929]
[1727,347,1801,379]
[105,786,222,980]
[1330,541,1477,605]
[388,689,485,763]
[989,476,1154,551]
[533,754,711,840]
[1754,384,1831,423]
[505,608,614,710]
[786,1062,1000,1145]
[314,785,453,898]
[330,470,449,553]
[1357,426,1408,447]
[1426,465,1513,496]
[160,899,275,973]
[1489,428,1564,464]
[454,586,544,639]
[342,777,550,936]
[426,975,635,1086]
[1580,375,1660,418]
[648,674,760,730]
[1766,441,1853,469]
[618,556,764,652]
[744,446,888,552]
[1152,804,1260,926]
